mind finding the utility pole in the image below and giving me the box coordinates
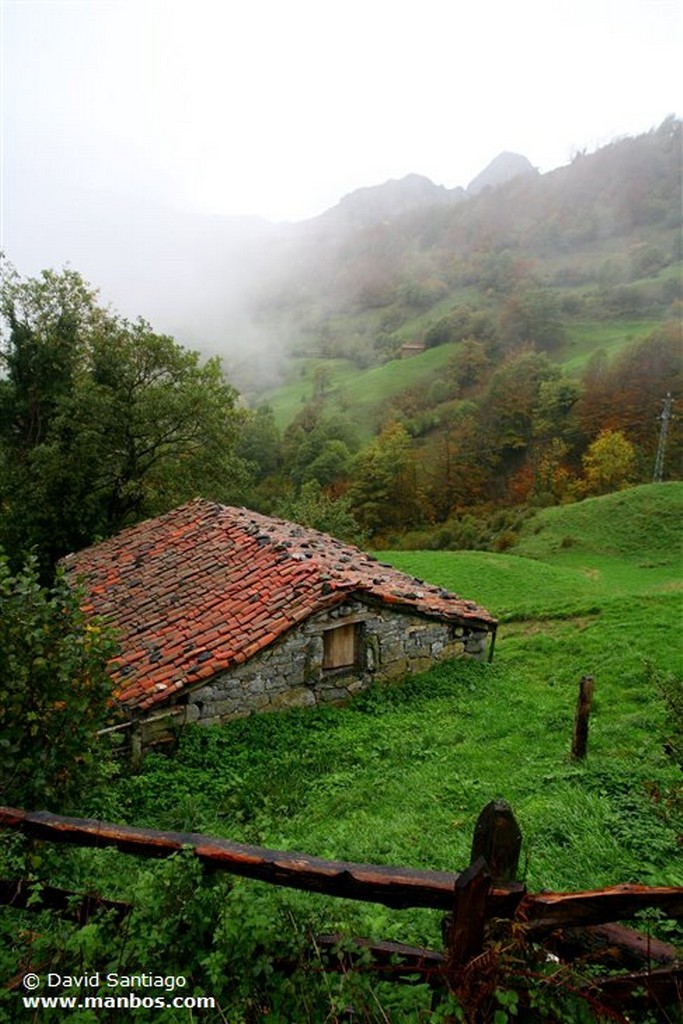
[653,393,674,483]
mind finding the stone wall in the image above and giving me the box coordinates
[135,599,491,748]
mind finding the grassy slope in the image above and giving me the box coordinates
[381,483,683,616]
[558,317,664,372]
[112,483,682,959]
[263,342,461,435]
[261,308,667,434]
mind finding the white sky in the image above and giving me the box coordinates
[0,0,680,344]
[3,0,681,223]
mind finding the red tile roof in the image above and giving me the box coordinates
[63,500,497,712]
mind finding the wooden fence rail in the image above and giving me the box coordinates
[0,805,521,914]
[1,802,681,1015]
[2,805,681,926]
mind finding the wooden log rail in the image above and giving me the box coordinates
[0,806,521,914]
[1,806,681,928]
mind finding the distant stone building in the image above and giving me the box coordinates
[64,500,497,751]
[400,343,426,358]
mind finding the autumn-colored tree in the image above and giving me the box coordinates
[479,350,560,452]
[576,321,682,476]
[423,403,491,518]
[446,338,492,393]
[498,288,566,353]
[582,429,637,495]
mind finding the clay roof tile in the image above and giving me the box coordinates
[63,499,496,711]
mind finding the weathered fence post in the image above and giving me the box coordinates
[446,856,492,971]
[571,675,595,760]
[444,800,522,974]
[470,799,522,884]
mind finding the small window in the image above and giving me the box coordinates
[323,623,358,671]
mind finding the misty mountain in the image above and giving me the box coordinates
[5,147,530,356]
[237,118,680,399]
[466,151,537,195]
[5,121,679,402]
[312,173,465,230]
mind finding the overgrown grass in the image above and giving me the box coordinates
[115,595,681,892]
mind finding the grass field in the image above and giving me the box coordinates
[558,318,664,372]
[262,343,461,435]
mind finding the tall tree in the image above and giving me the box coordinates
[582,429,637,495]
[0,265,251,572]
[348,422,423,533]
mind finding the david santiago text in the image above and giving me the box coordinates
[28,972,186,991]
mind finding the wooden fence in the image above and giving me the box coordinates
[1,801,681,1016]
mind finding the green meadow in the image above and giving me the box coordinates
[263,343,461,436]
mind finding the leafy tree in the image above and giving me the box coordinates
[312,363,333,398]
[274,481,364,543]
[423,403,490,518]
[474,248,531,294]
[281,403,359,489]
[301,439,353,487]
[480,350,560,452]
[424,304,496,349]
[235,404,281,482]
[534,378,581,437]
[0,265,251,572]
[0,265,100,445]
[527,438,578,506]
[498,288,566,352]
[446,338,492,392]
[0,553,117,811]
[582,429,637,495]
[347,422,423,533]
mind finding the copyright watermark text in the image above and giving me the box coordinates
[20,972,215,1013]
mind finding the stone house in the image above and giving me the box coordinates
[63,499,497,751]
[399,342,426,358]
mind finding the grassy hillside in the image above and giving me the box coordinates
[252,123,682,445]
[558,317,665,371]
[263,343,461,435]
[381,483,683,617]
[511,481,682,562]
[261,310,676,442]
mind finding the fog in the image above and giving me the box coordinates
[2,0,680,392]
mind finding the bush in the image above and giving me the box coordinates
[0,554,117,811]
